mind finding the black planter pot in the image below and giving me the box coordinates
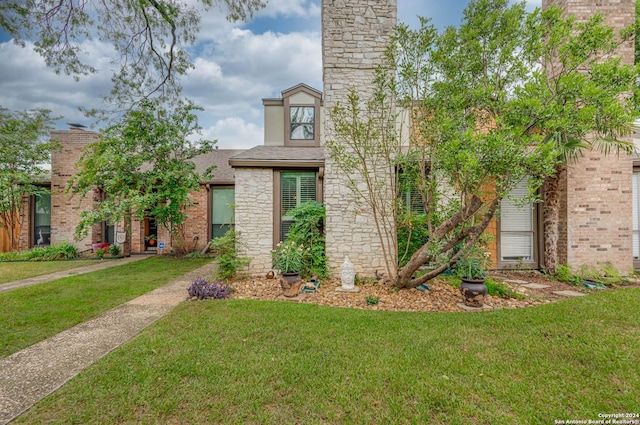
[460,278,488,307]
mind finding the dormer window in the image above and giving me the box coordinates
[262,83,322,147]
[290,106,315,140]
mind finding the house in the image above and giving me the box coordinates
[7,0,637,278]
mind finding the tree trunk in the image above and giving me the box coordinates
[393,196,499,288]
[542,166,564,276]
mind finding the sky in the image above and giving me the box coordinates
[0,0,541,149]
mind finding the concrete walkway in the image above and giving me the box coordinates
[0,255,151,294]
[0,260,217,425]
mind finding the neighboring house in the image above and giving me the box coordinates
[8,0,637,278]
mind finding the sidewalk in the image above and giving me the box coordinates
[0,255,151,294]
[0,260,217,425]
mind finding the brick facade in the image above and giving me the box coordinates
[49,129,102,251]
[43,128,212,255]
[322,0,397,275]
[544,0,635,273]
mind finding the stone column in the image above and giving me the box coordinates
[321,0,397,276]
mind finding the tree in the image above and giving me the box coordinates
[325,68,403,283]
[532,7,638,275]
[326,0,639,288]
[0,107,57,251]
[68,98,215,248]
[0,0,265,108]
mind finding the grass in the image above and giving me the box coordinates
[0,257,211,358]
[0,259,100,284]
[15,288,640,424]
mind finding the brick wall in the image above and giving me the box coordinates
[17,193,32,250]
[50,129,102,251]
[172,186,210,253]
[544,0,635,273]
[322,0,397,276]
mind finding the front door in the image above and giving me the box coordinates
[144,217,157,250]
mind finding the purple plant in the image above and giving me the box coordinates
[187,277,231,300]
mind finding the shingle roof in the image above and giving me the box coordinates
[192,149,245,184]
[229,146,325,167]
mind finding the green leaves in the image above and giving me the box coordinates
[0,107,57,250]
[0,0,265,108]
[329,0,640,287]
[68,99,215,240]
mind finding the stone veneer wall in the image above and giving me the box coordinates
[50,129,102,251]
[544,0,635,272]
[234,168,274,274]
[322,0,397,276]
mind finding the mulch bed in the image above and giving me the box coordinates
[226,270,636,313]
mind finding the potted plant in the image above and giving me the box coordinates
[145,234,157,246]
[272,240,306,283]
[455,246,490,307]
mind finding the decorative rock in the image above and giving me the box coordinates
[552,290,586,297]
[522,283,551,289]
[456,302,492,311]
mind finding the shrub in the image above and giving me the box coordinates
[210,230,250,280]
[285,201,327,278]
[485,278,525,300]
[365,295,380,305]
[185,251,208,259]
[397,212,429,267]
[272,240,306,273]
[107,244,121,256]
[556,264,581,285]
[95,248,105,259]
[187,277,231,300]
[16,241,80,261]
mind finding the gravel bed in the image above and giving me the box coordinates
[226,271,584,312]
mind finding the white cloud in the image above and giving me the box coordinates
[256,0,321,19]
[182,28,322,146]
[0,40,113,125]
[201,117,263,149]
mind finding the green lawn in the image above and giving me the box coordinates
[0,257,212,358]
[15,288,640,424]
[0,259,99,284]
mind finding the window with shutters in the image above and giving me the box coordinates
[499,179,535,262]
[280,171,317,241]
[632,172,640,260]
[398,170,425,214]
